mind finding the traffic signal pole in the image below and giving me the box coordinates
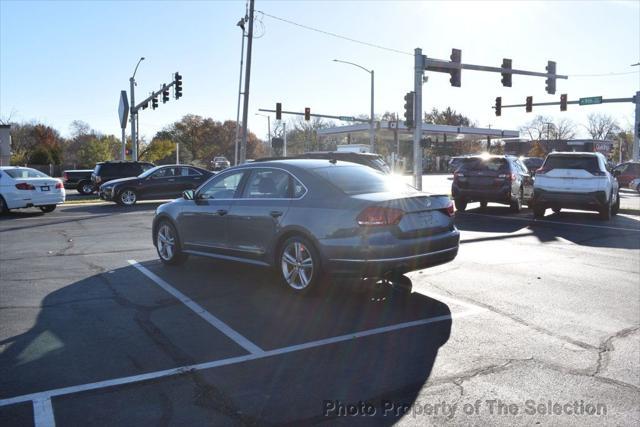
[634,91,639,161]
[130,77,137,161]
[413,48,424,191]
[240,0,255,164]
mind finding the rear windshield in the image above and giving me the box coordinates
[544,156,600,172]
[4,168,48,178]
[312,165,414,195]
[459,158,508,172]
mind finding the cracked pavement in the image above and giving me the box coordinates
[0,201,639,426]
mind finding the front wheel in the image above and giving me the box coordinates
[40,205,56,213]
[600,198,612,220]
[279,236,321,294]
[117,189,137,206]
[156,221,187,265]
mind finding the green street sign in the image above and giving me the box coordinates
[339,116,355,122]
[579,96,603,106]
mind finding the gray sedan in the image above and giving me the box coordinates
[152,159,459,293]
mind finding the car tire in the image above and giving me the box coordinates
[77,181,94,195]
[40,205,56,213]
[0,196,9,214]
[510,190,523,213]
[278,235,322,294]
[552,207,561,214]
[480,201,487,209]
[533,206,545,219]
[117,188,137,206]
[454,199,467,212]
[599,198,612,221]
[156,221,188,265]
[611,191,620,216]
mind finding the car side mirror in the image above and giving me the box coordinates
[182,189,194,200]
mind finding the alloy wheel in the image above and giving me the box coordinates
[281,241,314,290]
[157,224,176,261]
[120,190,137,206]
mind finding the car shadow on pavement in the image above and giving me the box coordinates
[0,260,451,426]
[455,205,640,250]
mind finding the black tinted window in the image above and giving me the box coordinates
[459,158,508,172]
[198,171,244,199]
[313,166,414,195]
[544,156,600,172]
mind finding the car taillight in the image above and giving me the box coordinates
[15,182,35,190]
[357,206,404,226]
[55,182,63,189]
[440,201,455,217]
[63,172,69,182]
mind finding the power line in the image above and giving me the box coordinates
[256,10,412,56]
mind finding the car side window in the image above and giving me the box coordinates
[180,167,200,176]
[198,171,244,199]
[292,177,306,198]
[242,169,290,199]
[151,167,176,179]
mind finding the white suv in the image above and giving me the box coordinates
[532,152,619,220]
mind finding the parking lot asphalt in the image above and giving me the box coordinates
[1,201,639,426]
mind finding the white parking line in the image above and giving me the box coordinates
[462,212,640,232]
[32,398,55,427]
[128,260,265,355]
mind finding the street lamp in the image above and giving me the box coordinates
[255,113,271,156]
[333,59,375,153]
[130,56,145,161]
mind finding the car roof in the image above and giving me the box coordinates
[235,158,362,170]
[547,151,599,156]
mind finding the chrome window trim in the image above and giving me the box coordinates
[239,166,309,201]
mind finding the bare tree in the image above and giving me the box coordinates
[584,113,620,140]
[555,118,577,140]
[520,115,576,140]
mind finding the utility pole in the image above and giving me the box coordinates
[634,91,639,161]
[240,0,255,164]
[130,77,136,161]
[413,48,424,190]
[234,15,247,166]
[370,69,375,153]
[283,121,287,157]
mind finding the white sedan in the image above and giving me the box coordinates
[0,167,65,214]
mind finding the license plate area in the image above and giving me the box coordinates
[41,186,50,191]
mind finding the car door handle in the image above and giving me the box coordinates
[216,209,228,216]
[270,210,283,218]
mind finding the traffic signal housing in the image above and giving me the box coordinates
[525,96,533,113]
[560,94,567,111]
[501,58,512,87]
[162,85,169,103]
[449,48,461,87]
[304,107,310,121]
[495,97,502,116]
[545,61,556,94]
[276,102,282,120]
[403,91,415,128]
[152,97,158,110]
[174,72,182,99]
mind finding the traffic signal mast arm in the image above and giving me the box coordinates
[425,58,568,80]
[134,80,176,112]
[498,95,635,110]
[258,108,370,123]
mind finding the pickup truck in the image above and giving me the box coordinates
[63,169,95,194]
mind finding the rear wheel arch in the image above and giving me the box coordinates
[153,214,182,247]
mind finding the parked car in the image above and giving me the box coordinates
[612,161,640,187]
[63,169,94,194]
[532,152,619,220]
[91,161,154,189]
[629,177,640,193]
[451,155,533,212]
[0,166,65,214]
[211,156,231,171]
[152,159,459,294]
[99,164,213,206]
[522,157,544,172]
[256,152,391,174]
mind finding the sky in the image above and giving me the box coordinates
[1,0,639,143]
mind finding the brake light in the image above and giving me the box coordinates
[55,182,63,189]
[15,182,35,190]
[357,206,404,226]
[440,201,455,217]
[63,172,69,182]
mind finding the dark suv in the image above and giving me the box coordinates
[91,161,154,188]
[451,155,533,212]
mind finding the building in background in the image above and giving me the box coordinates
[504,139,613,157]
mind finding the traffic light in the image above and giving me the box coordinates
[545,61,556,94]
[141,101,148,110]
[152,96,158,110]
[495,97,502,117]
[501,58,512,87]
[174,72,182,99]
[276,102,282,120]
[403,91,415,128]
[560,94,567,111]
[449,48,461,87]
[525,96,533,113]
[304,107,310,121]
[162,85,169,103]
